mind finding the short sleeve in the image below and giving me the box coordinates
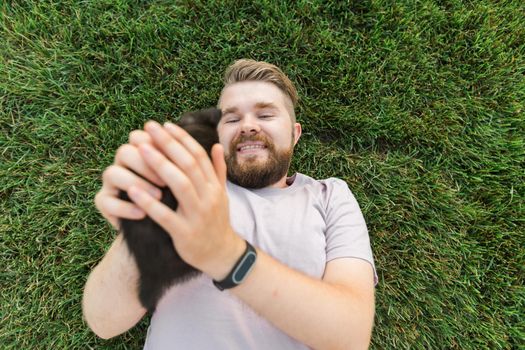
[323,179,378,285]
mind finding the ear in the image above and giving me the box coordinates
[293,122,302,146]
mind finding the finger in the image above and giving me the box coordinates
[211,143,227,186]
[129,130,153,146]
[163,121,219,186]
[137,143,201,213]
[102,164,164,200]
[94,191,121,229]
[144,121,210,195]
[114,144,166,187]
[127,185,189,239]
[95,190,147,221]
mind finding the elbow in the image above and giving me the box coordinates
[82,290,122,340]
[349,320,374,350]
[332,305,374,350]
[81,280,146,340]
[88,324,117,340]
[329,334,371,350]
[315,321,372,350]
[333,335,371,350]
[82,306,122,340]
[93,329,119,340]
[82,302,113,340]
[95,330,120,341]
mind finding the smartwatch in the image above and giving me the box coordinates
[213,240,257,291]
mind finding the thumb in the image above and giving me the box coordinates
[211,143,227,186]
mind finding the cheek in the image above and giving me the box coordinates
[268,131,291,150]
[218,127,235,154]
[271,123,292,143]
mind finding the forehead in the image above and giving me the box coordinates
[218,81,288,113]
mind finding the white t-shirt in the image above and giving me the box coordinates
[143,173,377,349]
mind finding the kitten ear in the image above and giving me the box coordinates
[206,108,222,127]
[178,113,196,126]
[179,108,222,128]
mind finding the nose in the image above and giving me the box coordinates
[240,116,261,135]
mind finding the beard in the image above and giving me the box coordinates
[225,133,293,189]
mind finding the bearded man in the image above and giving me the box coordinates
[83,59,377,350]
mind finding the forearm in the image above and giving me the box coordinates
[82,234,146,339]
[229,249,375,350]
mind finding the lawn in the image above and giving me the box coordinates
[1,0,523,349]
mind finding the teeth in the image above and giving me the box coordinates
[240,145,265,151]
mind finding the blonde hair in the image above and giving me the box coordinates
[222,59,299,122]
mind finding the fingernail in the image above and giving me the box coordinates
[164,122,176,131]
[146,121,161,133]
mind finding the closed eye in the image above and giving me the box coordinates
[259,115,273,119]
[225,119,239,123]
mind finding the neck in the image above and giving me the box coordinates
[268,175,290,189]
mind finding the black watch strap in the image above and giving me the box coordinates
[213,240,257,291]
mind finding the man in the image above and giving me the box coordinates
[83,59,377,349]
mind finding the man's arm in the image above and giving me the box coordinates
[129,121,375,349]
[82,234,147,339]
[83,128,162,339]
[229,248,375,350]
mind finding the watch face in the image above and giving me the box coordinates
[232,251,257,284]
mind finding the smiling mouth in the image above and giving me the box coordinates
[237,144,267,152]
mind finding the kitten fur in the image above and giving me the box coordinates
[117,108,221,314]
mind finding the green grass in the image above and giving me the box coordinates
[1,0,523,349]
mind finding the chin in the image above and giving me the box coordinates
[237,151,267,160]
[237,157,267,169]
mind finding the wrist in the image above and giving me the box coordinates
[206,231,246,281]
[213,240,257,291]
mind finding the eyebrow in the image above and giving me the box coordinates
[222,102,279,116]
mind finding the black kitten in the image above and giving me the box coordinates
[117,108,221,314]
